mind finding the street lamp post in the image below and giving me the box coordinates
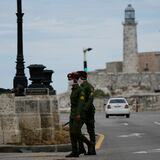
[13,0,28,96]
[83,48,92,72]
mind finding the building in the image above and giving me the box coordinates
[106,4,160,73]
[138,52,160,72]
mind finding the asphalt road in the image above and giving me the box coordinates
[94,111,160,160]
[0,111,160,160]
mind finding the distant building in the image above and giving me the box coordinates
[105,5,160,74]
[106,61,123,73]
[138,52,160,72]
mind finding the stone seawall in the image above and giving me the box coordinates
[0,94,59,145]
[88,71,160,92]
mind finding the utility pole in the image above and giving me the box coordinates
[13,0,27,96]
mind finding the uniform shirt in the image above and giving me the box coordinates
[70,84,85,118]
[80,81,95,113]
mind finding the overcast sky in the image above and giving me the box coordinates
[0,0,160,94]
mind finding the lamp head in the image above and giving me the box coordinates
[83,48,93,52]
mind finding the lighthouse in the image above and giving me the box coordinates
[123,4,138,73]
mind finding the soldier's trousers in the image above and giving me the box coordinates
[69,117,90,153]
[78,113,96,152]
[84,116,95,145]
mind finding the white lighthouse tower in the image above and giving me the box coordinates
[123,4,138,73]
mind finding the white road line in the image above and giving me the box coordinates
[118,133,144,138]
[133,151,148,154]
[152,148,160,153]
[133,148,160,154]
[154,121,160,125]
[121,123,128,126]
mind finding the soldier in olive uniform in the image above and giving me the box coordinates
[77,71,96,155]
[66,72,91,158]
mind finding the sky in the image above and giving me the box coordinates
[0,0,160,94]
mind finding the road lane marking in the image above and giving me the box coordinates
[152,148,160,153]
[122,123,128,126]
[95,134,105,150]
[133,148,160,154]
[118,133,144,138]
[154,121,160,125]
[133,151,148,154]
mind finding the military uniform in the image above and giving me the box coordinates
[66,73,91,158]
[77,71,96,155]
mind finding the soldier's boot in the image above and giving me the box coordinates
[65,147,79,158]
[66,140,79,158]
[65,152,79,158]
[78,141,86,155]
[87,130,96,155]
[81,135,93,155]
[86,142,96,155]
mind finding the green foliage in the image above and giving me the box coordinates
[94,89,110,98]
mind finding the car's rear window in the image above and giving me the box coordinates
[109,99,126,103]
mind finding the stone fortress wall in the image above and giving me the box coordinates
[88,71,160,92]
[87,70,160,112]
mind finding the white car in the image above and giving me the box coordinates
[105,97,130,118]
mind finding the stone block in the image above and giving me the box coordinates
[2,115,19,130]
[0,95,15,114]
[41,128,54,141]
[40,114,53,128]
[19,114,41,130]
[15,100,25,113]
[0,130,3,144]
[0,116,2,130]
[39,100,50,113]
[52,111,60,129]
[51,98,58,111]
[21,128,42,145]
[25,100,38,113]
[3,130,21,144]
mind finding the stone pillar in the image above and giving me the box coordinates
[15,95,59,144]
[0,94,59,145]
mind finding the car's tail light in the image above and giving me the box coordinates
[107,105,111,109]
[125,105,129,108]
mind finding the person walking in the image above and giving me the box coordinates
[65,72,91,158]
[77,71,96,155]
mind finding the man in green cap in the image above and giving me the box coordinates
[65,72,91,158]
[77,71,96,155]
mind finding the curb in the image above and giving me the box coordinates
[0,144,71,153]
[95,134,105,150]
[0,133,104,153]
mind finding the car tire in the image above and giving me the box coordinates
[126,114,130,118]
[106,114,109,118]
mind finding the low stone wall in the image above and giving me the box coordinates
[102,93,160,112]
[0,94,59,145]
[125,93,160,112]
[88,72,160,92]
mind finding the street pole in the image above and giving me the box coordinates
[13,0,28,96]
[83,48,92,72]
